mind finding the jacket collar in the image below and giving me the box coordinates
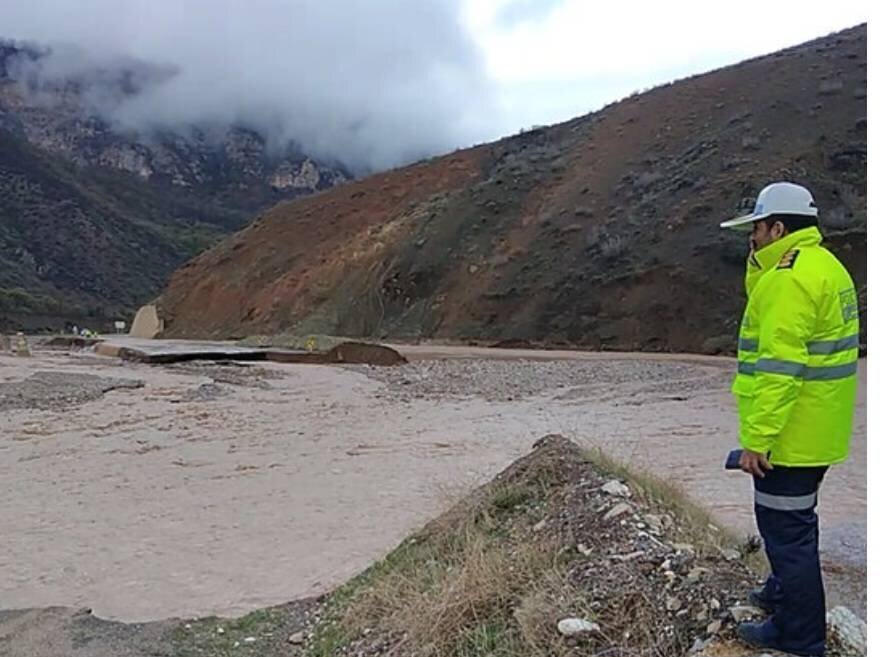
[745,226,823,297]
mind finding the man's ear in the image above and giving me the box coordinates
[770,221,786,239]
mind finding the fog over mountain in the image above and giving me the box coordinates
[2,0,499,172]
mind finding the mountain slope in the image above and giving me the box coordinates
[0,128,231,325]
[157,25,867,353]
[0,42,348,329]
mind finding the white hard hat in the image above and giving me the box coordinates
[720,182,819,231]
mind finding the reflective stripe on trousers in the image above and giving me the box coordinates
[755,490,818,510]
[753,465,828,656]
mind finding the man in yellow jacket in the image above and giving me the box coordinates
[721,182,860,657]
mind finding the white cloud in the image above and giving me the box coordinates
[2,0,501,172]
[463,0,869,130]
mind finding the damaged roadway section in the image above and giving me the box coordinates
[92,339,407,366]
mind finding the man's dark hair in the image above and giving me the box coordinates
[760,213,818,234]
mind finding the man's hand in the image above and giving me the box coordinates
[740,449,773,478]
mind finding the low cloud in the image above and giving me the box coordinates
[2,0,499,172]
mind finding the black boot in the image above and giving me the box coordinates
[738,619,824,657]
[748,585,776,613]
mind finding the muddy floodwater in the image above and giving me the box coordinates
[0,342,866,622]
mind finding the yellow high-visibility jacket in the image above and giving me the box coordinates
[732,226,859,465]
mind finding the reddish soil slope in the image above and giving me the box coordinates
[157,25,866,354]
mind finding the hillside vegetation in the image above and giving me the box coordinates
[157,25,866,354]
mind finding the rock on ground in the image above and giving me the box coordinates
[828,606,867,657]
[557,617,599,636]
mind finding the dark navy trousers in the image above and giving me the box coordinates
[753,465,828,656]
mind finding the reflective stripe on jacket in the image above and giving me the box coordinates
[732,226,859,466]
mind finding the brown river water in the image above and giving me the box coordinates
[0,341,866,622]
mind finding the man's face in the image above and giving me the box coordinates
[749,219,785,252]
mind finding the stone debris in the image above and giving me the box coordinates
[729,605,762,622]
[604,502,633,520]
[827,605,867,657]
[686,567,710,583]
[601,480,632,497]
[689,636,708,653]
[643,513,664,534]
[557,617,600,636]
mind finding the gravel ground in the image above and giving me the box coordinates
[0,371,144,412]
[164,361,285,389]
[346,357,730,403]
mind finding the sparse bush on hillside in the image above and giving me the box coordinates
[601,234,629,259]
[0,287,62,313]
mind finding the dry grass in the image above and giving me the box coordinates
[338,483,572,656]
[303,437,760,657]
[584,446,768,572]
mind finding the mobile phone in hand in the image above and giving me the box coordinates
[725,449,743,470]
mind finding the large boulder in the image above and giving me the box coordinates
[265,341,407,367]
[129,305,164,339]
[327,342,407,366]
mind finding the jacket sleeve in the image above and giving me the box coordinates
[743,271,817,454]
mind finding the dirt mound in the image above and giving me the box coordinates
[296,434,766,656]
[156,26,866,354]
[295,434,864,656]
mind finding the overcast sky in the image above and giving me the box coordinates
[1,0,869,171]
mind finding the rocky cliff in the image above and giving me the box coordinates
[0,41,349,329]
[156,25,866,354]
